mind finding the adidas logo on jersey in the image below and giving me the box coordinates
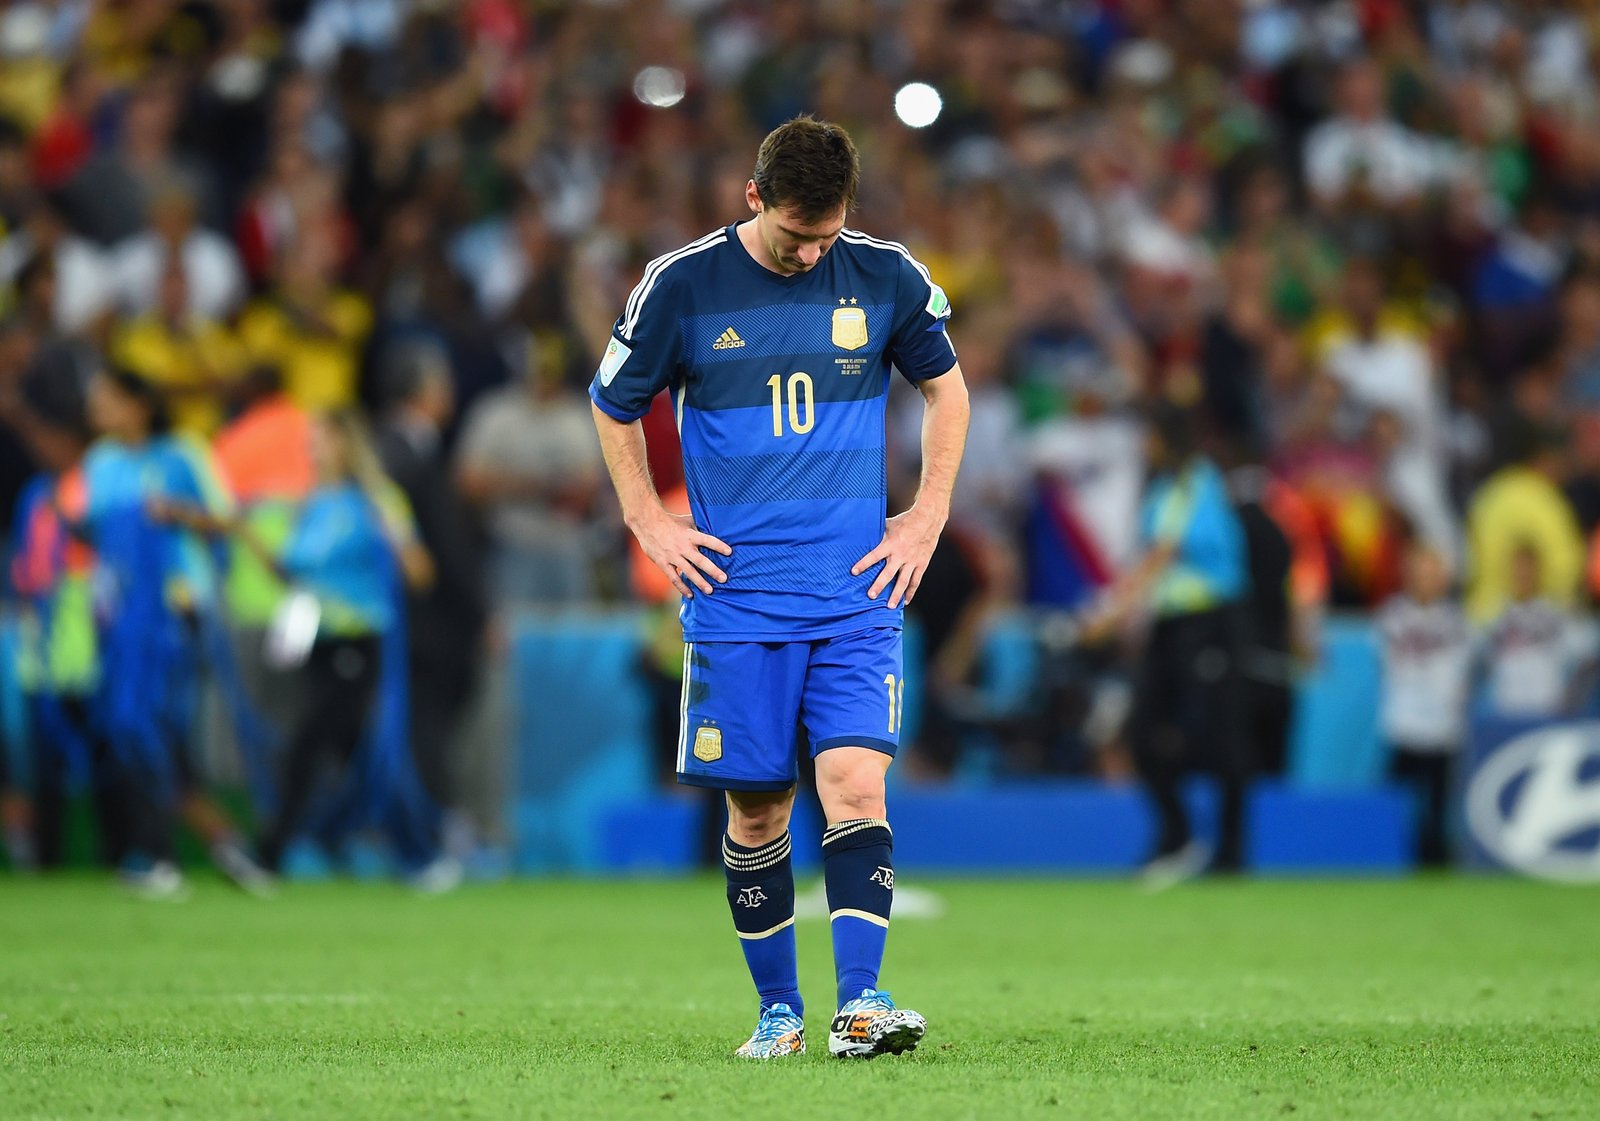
[712,327,746,350]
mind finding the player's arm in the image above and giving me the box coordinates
[591,407,730,599]
[587,274,730,600]
[1080,471,1190,641]
[854,252,970,609]
[1080,542,1178,643]
[853,362,970,609]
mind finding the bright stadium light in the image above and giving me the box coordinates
[633,66,687,108]
[894,82,943,128]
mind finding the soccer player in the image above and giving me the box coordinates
[590,117,969,1059]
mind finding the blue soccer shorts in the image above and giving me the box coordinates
[675,626,904,791]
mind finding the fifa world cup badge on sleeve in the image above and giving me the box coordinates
[598,337,632,386]
[693,725,723,763]
[832,305,868,350]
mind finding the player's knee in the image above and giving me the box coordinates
[726,792,794,846]
[816,753,888,819]
[829,784,886,818]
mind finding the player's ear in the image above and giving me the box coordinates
[745,180,762,214]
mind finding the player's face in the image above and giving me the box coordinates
[748,184,846,274]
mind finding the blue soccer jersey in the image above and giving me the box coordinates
[591,224,957,642]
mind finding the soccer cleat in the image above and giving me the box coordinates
[734,1003,806,1059]
[828,989,926,1059]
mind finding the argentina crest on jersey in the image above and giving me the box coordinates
[832,302,868,350]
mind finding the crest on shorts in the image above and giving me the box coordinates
[693,725,723,763]
[832,306,868,351]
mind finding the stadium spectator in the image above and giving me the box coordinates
[458,189,564,324]
[1304,56,1428,217]
[0,195,111,336]
[59,73,206,247]
[237,235,372,411]
[1119,176,1220,336]
[235,139,351,287]
[375,341,487,844]
[212,365,316,742]
[296,0,409,73]
[455,336,603,607]
[1314,257,1457,564]
[1228,457,1301,778]
[110,177,246,323]
[1085,407,1249,884]
[1465,419,1585,621]
[0,117,35,229]
[1227,161,1340,327]
[1483,542,1599,720]
[110,259,247,438]
[9,412,100,870]
[1471,193,1567,378]
[81,368,265,897]
[23,63,99,189]
[1376,541,1474,866]
[194,409,434,876]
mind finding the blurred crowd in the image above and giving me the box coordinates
[5,0,1600,876]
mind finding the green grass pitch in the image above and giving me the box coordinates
[1,874,1596,1120]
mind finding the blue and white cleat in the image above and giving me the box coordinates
[828,989,926,1059]
[734,1003,806,1059]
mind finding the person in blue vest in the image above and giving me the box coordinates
[1084,405,1251,887]
[165,409,445,885]
[80,368,271,898]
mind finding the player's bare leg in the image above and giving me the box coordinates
[726,787,795,848]
[815,747,925,1059]
[726,788,806,1058]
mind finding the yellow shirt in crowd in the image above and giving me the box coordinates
[1302,303,1429,360]
[237,291,373,412]
[1466,465,1586,622]
[113,316,248,438]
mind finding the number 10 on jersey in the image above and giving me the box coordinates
[766,372,814,436]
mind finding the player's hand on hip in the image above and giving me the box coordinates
[852,505,944,609]
[633,506,731,598]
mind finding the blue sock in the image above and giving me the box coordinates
[822,817,893,1008]
[723,832,802,1016]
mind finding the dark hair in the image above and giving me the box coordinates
[1498,413,1564,466]
[1146,402,1200,463]
[103,367,173,435]
[236,361,285,406]
[15,251,55,296]
[378,339,451,412]
[22,340,93,442]
[752,116,860,223]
